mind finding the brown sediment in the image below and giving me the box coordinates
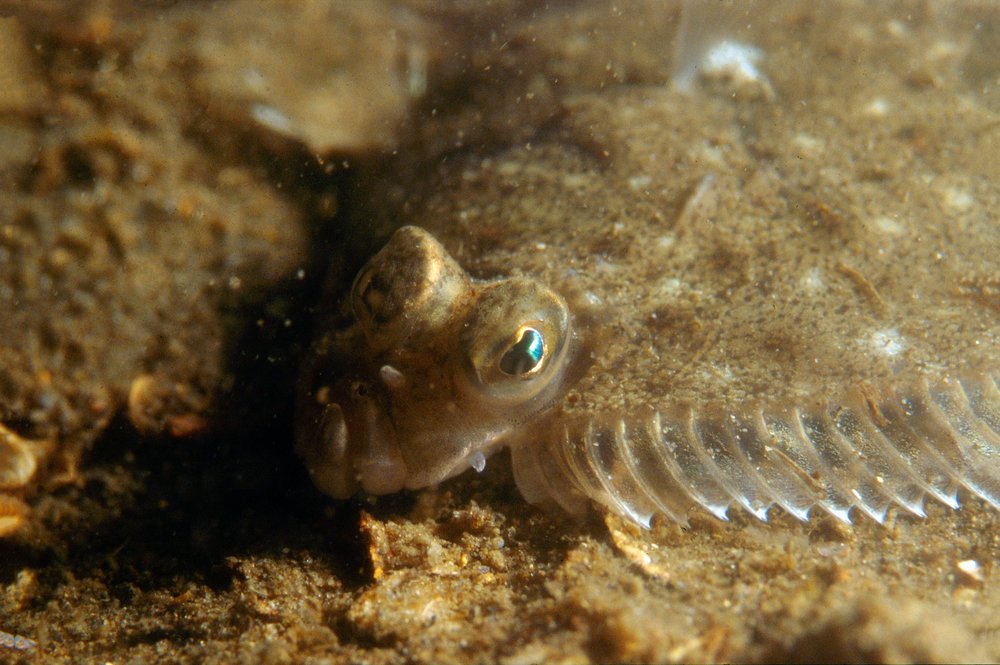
[0,495,27,537]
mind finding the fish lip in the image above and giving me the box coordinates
[295,370,408,498]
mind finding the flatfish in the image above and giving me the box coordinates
[296,12,1000,527]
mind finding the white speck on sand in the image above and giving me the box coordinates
[873,215,904,235]
[250,104,295,134]
[702,40,765,85]
[940,186,974,213]
[792,133,824,158]
[655,235,675,250]
[801,267,825,292]
[863,97,891,118]
[629,175,652,190]
[870,328,906,357]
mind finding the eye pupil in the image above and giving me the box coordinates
[357,273,383,315]
[499,328,545,375]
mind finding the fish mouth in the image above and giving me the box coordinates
[295,377,407,499]
[298,376,500,498]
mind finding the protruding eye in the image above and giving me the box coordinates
[499,327,545,376]
[350,226,471,351]
[352,265,389,326]
[459,278,572,404]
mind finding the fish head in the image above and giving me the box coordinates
[296,225,600,497]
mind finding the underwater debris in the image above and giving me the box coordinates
[672,0,773,96]
[0,629,36,653]
[0,424,52,491]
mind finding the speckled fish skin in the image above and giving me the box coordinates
[297,41,1000,527]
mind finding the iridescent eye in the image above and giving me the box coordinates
[458,277,573,404]
[499,327,545,375]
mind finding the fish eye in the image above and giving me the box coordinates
[352,265,387,325]
[458,277,572,404]
[350,226,471,351]
[499,327,546,376]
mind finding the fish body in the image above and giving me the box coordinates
[297,32,1000,527]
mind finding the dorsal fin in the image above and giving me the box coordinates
[512,371,1000,527]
